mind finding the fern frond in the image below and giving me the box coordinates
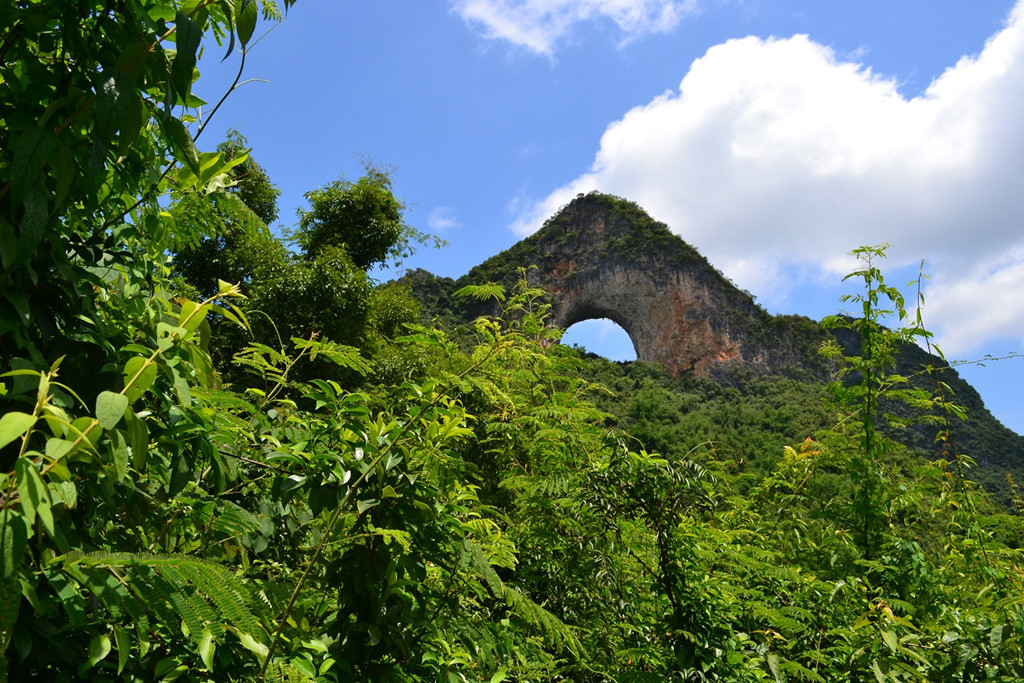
[291,336,371,376]
[461,540,583,656]
[64,551,268,657]
[263,659,315,682]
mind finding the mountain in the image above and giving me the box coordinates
[401,192,1024,503]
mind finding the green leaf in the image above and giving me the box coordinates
[235,0,258,47]
[210,303,248,330]
[123,357,157,403]
[169,452,192,497]
[767,653,782,683]
[171,12,202,101]
[59,481,77,509]
[69,416,101,452]
[114,625,130,675]
[221,7,237,61]
[990,623,1006,649]
[36,501,54,538]
[45,438,76,461]
[880,629,898,653]
[237,631,268,662]
[87,633,111,668]
[0,510,28,577]
[291,657,316,678]
[454,283,506,302]
[16,457,49,529]
[0,293,29,334]
[91,76,129,175]
[157,322,188,350]
[110,429,129,483]
[871,660,886,683]
[10,128,57,206]
[490,666,509,683]
[154,657,180,677]
[116,93,145,159]
[16,185,48,266]
[162,116,200,176]
[198,627,215,671]
[177,300,209,334]
[53,143,74,208]
[0,573,21,648]
[125,411,150,470]
[0,412,35,450]
[95,391,129,430]
[187,342,216,389]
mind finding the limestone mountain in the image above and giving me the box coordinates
[402,192,1024,501]
[459,192,827,380]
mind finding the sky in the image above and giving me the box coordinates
[193,0,1024,435]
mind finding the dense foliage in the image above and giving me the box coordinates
[2,2,1023,681]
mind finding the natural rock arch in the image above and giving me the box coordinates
[460,192,825,379]
[560,307,639,360]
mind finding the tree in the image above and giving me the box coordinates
[219,128,281,226]
[170,140,428,380]
[5,2,1023,679]
[296,164,430,270]
[170,129,284,300]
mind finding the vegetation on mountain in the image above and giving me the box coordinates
[424,193,1024,506]
[1,2,1022,681]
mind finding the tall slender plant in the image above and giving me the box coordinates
[820,245,940,561]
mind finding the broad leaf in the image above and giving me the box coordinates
[95,391,129,429]
[123,357,157,403]
[87,633,111,668]
[235,0,258,47]
[16,457,50,529]
[0,412,35,450]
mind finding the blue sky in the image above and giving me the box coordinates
[194,1,1024,434]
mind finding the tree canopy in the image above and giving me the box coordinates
[296,166,426,270]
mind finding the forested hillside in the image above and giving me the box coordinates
[1,2,1023,681]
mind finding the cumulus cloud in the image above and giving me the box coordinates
[511,2,1024,355]
[451,0,696,55]
[428,206,462,232]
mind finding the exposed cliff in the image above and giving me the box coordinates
[459,192,828,381]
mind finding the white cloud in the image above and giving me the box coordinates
[511,2,1024,356]
[451,0,697,55]
[427,206,462,232]
[926,248,1024,356]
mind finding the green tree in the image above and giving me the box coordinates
[219,128,281,226]
[170,129,284,300]
[296,164,432,270]
[171,141,431,381]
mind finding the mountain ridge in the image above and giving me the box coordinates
[399,192,1024,501]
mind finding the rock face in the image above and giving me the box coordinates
[461,192,827,380]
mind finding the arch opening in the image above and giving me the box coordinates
[560,318,638,362]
